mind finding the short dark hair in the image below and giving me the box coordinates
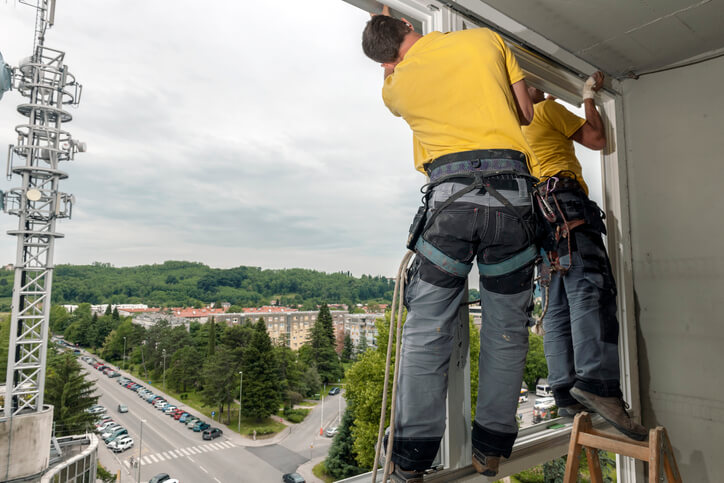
[362,15,412,63]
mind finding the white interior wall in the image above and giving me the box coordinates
[622,56,724,482]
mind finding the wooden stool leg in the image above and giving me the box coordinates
[585,447,603,483]
[649,427,662,483]
[564,412,590,483]
[662,429,682,482]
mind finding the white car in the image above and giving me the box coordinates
[164,406,177,414]
[534,397,556,409]
[96,421,118,432]
[101,426,124,439]
[155,401,168,410]
[109,436,134,453]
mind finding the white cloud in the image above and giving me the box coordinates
[0,0,424,276]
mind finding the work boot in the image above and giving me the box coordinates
[570,387,648,441]
[556,402,589,418]
[389,463,424,483]
[471,448,500,477]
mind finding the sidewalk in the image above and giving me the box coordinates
[296,455,327,483]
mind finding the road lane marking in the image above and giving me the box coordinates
[178,448,190,456]
[199,465,208,473]
[197,445,209,452]
[141,456,151,465]
[214,478,222,483]
[161,451,171,459]
[218,441,232,449]
[123,461,130,468]
[149,454,159,463]
[156,453,165,461]
[210,443,223,450]
[188,456,195,463]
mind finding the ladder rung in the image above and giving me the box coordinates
[577,431,650,461]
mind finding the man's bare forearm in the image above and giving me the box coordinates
[583,98,605,142]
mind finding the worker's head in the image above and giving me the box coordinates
[362,15,419,70]
[528,86,546,103]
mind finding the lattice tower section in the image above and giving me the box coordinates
[2,0,83,417]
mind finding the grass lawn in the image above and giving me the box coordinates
[125,367,286,438]
[312,461,335,483]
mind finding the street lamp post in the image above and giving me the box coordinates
[238,371,243,433]
[137,419,146,483]
[162,349,167,391]
[122,336,127,371]
[321,383,326,436]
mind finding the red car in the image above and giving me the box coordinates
[174,411,188,420]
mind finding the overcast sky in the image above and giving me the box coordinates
[0,0,601,278]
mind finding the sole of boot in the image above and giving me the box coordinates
[570,390,648,441]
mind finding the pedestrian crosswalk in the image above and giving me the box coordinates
[124,440,238,467]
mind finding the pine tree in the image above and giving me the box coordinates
[325,406,364,479]
[341,333,354,363]
[357,335,368,355]
[112,307,120,320]
[105,303,112,316]
[241,318,281,420]
[208,317,216,356]
[45,352,99,436]
[304,304,343,384]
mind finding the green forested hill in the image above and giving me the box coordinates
[0,261,394,309]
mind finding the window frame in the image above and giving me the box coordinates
[338,0,640,481]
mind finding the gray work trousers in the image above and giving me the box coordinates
[540,190,622,407]
[391,179,535,471]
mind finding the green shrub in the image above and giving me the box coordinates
[283,407,310,424]
[515,466,545,483]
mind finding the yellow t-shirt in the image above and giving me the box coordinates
[522,99,588,194]
[382,29,538,175]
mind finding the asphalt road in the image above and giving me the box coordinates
[83,359,345,483]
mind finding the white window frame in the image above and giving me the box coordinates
[339,0,640,481]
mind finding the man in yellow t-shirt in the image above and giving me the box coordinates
[522,73,647,441]
[362,12,538,480]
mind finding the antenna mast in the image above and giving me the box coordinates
[2,0,84,417]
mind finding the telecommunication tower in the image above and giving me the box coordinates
[2,0,84,417]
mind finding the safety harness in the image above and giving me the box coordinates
[407,150,540,280]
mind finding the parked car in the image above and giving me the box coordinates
[97,423,121,434]
[181,413,195,423]
[88,405,105,415]
[282,473,306,483]
[103,428,128,443]
[536,382,553,397]
[109,436,134,452]
[174,412,188,421]
[109,371,121,378]
[118,404,128,413]
[170,409,184,417]
[193,421,210,432]
[325,426,338,438]
[96,421,117,432]
[534,397,556,408]
[186,418,199,428]
[164,406,177,414]
[148,473,171,483]
[328,387,341,396]
[202,428,223,440]
[99,424,122,436]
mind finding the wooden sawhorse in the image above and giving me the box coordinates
[564,412,682,482]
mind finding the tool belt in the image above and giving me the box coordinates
[406,149,539,278]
